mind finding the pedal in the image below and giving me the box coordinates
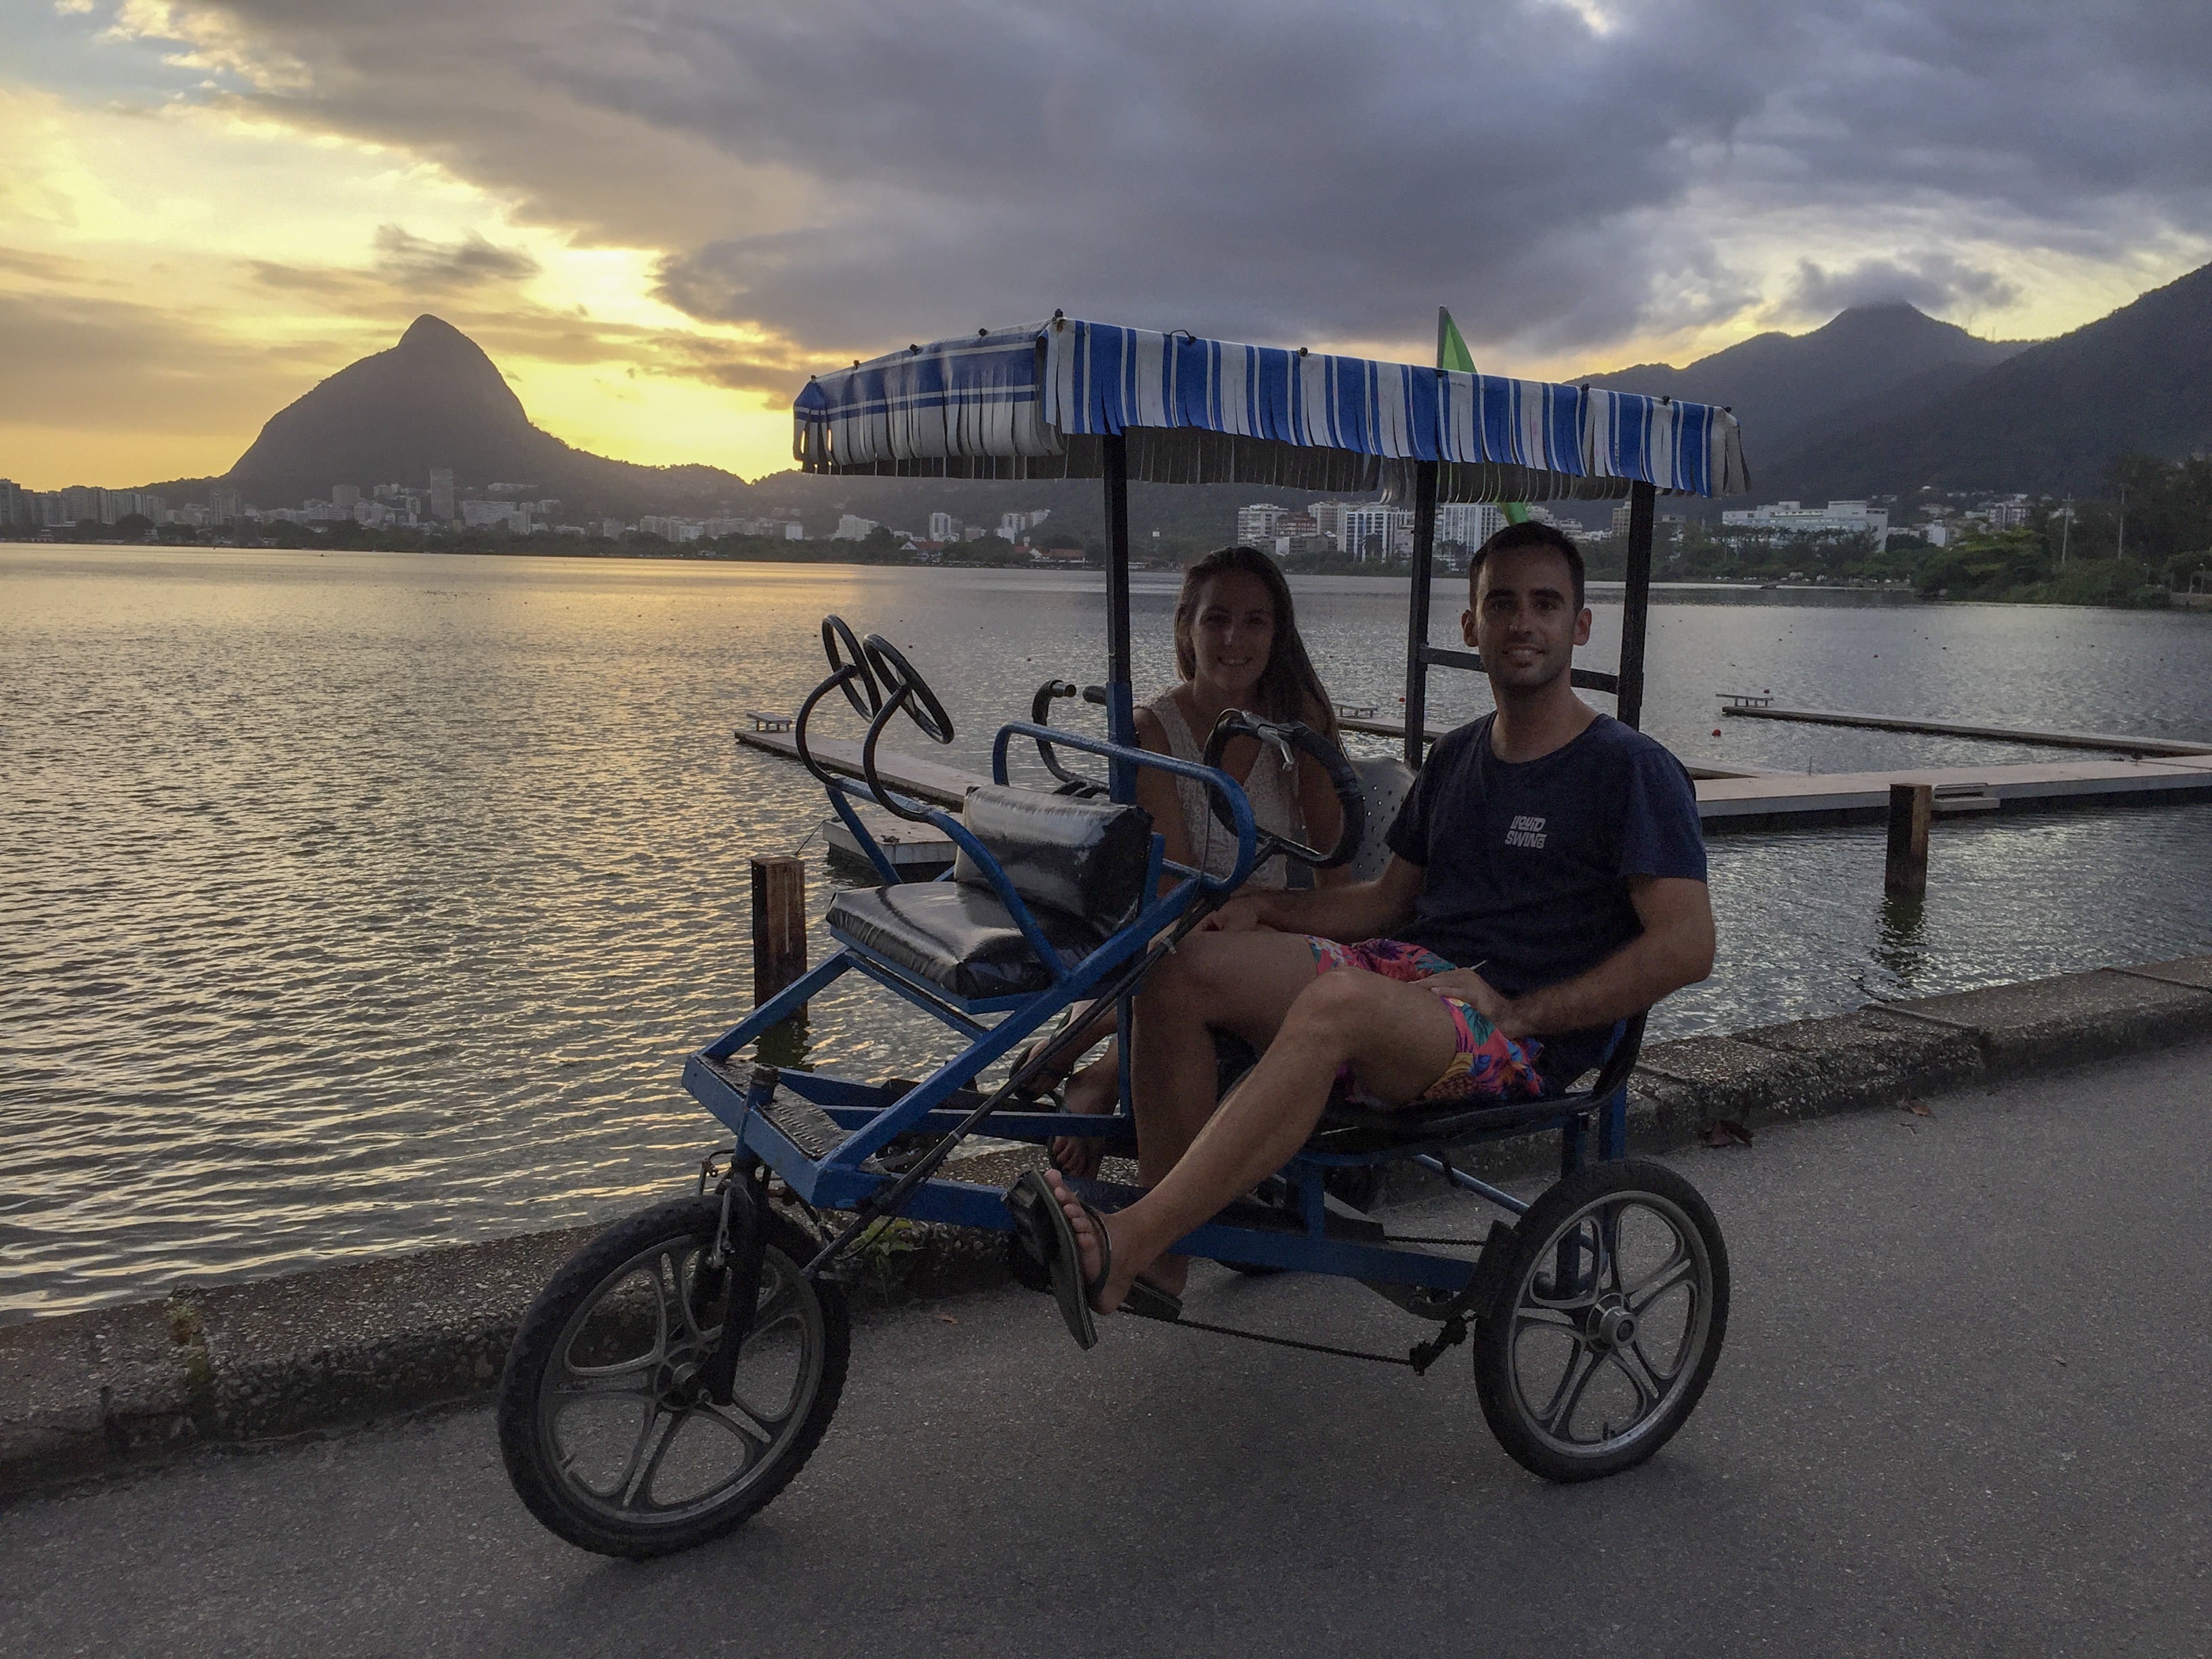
[757,1096,848,1162]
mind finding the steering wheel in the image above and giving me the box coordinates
[1202,714,1366,870]
[1028,679,1109,795]
[861,634,955,745]
[820,614,882,718]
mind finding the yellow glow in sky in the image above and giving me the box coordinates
[0,81,801,489]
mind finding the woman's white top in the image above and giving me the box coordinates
[1145,690,1307,889]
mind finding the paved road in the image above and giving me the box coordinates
[7,1046,2211,1658]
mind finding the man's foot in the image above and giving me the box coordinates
[1039,1167,1123,1314]
[1040,1168,1188,1314]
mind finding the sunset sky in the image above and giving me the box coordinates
[6,1,2211,491]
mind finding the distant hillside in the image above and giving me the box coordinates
[216,315,758,518]
[1580,303,2029,470]
[1759,262,2212,499]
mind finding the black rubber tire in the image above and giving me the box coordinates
[497,1194,848,1557]
[1473,1158,1727,1483]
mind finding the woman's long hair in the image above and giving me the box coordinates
[1172,546,1338,742]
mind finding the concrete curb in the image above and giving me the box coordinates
[6,954,2209,1499]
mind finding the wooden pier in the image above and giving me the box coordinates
[1696,753,2212,829]
[735,724,989,809]
[1336,712,1776,780]
[739,722,2212,855]
[1719,699,2212,760]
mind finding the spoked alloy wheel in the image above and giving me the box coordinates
[1473,1159,1727,1482]
[497,1195,848,1557]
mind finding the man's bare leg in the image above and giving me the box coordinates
[1048,930,1316,1176]
[1045,969,1465,1315]
[1115,930,1330,1294]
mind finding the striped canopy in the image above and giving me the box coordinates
[793,315,1748,501]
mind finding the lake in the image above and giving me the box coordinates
[5,546,2210,1320]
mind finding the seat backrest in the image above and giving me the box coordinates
[1345,755,1416,882]
[954,784,1154,930]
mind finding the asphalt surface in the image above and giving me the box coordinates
[6,1045,2210,1658]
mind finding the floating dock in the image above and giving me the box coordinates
[1334,712,1776,780]
[824,802,963,878]
[1719,699,2212,760]
[738,722,2212,856]
[1696,754,2212,830]
[736,726,987,809]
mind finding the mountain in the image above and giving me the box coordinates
[217,315,756,516]
[1580,303,2030,469]
[1758,262,2212,501]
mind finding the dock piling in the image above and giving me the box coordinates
[750,854,808,1010]
[1885,783,1933,897]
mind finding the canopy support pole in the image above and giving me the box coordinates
[1617,480,1656,731]
[1401,461,1439,769]
[1102,432,1136,802]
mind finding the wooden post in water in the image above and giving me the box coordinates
[750,855,808,1008]
[1885,783,1932,897]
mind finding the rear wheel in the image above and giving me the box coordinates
[1473,1159,1727,1482]
[497,1193,848,1557]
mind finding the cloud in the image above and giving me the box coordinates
[369,225,538,291]
[246,257,377,298]
[96,0,2207,374]
[43,0,2212,395]
[0,287,350,485]
[0,244,92,282]
[1784,253,2022,319]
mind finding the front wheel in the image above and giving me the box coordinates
[1473,1158,1727,1482]
[497,1193,849,1557]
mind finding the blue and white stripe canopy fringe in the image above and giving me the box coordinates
[792,314,1748,503]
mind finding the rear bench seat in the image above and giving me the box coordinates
[824,785,1153,999]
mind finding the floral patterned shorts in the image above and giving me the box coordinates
[1304,937,1548,1103]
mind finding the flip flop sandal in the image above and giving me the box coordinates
[1006,1170,1097,1349]
[1004,1172,1183,1349]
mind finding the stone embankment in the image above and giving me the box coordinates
[5,956,2209,1498]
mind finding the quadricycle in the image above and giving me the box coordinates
[497,314,1751,1556]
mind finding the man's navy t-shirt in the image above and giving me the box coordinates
[1384,712,1706,1085]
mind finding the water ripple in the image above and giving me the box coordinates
[3,548,2209,1320]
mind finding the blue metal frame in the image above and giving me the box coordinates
[685,715,1641,1298]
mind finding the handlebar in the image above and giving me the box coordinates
[791,615,957,825]
[821,615,880,718]
[1201,714,1366,871]
[1027,679,1109,796]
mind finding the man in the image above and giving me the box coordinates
[1019,520,1715,1346]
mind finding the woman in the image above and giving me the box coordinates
[1033,544,1348,1175]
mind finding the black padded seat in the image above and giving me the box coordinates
[826,882,1109,1000]
[1308,1015,1649,1153]
[825,784,1154,1000]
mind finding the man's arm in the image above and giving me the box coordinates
[1425,876,1715,1039]
[1200,854,1425,943]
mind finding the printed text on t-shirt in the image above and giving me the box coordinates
[1505,814,1548,848]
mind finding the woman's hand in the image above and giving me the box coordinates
[1195,896,1268,933]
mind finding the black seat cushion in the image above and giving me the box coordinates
[953,785,1152,931]
[826,882,1109,1000]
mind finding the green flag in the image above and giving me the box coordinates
[1436,307,1528,523]
[1435,306,1477,374]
